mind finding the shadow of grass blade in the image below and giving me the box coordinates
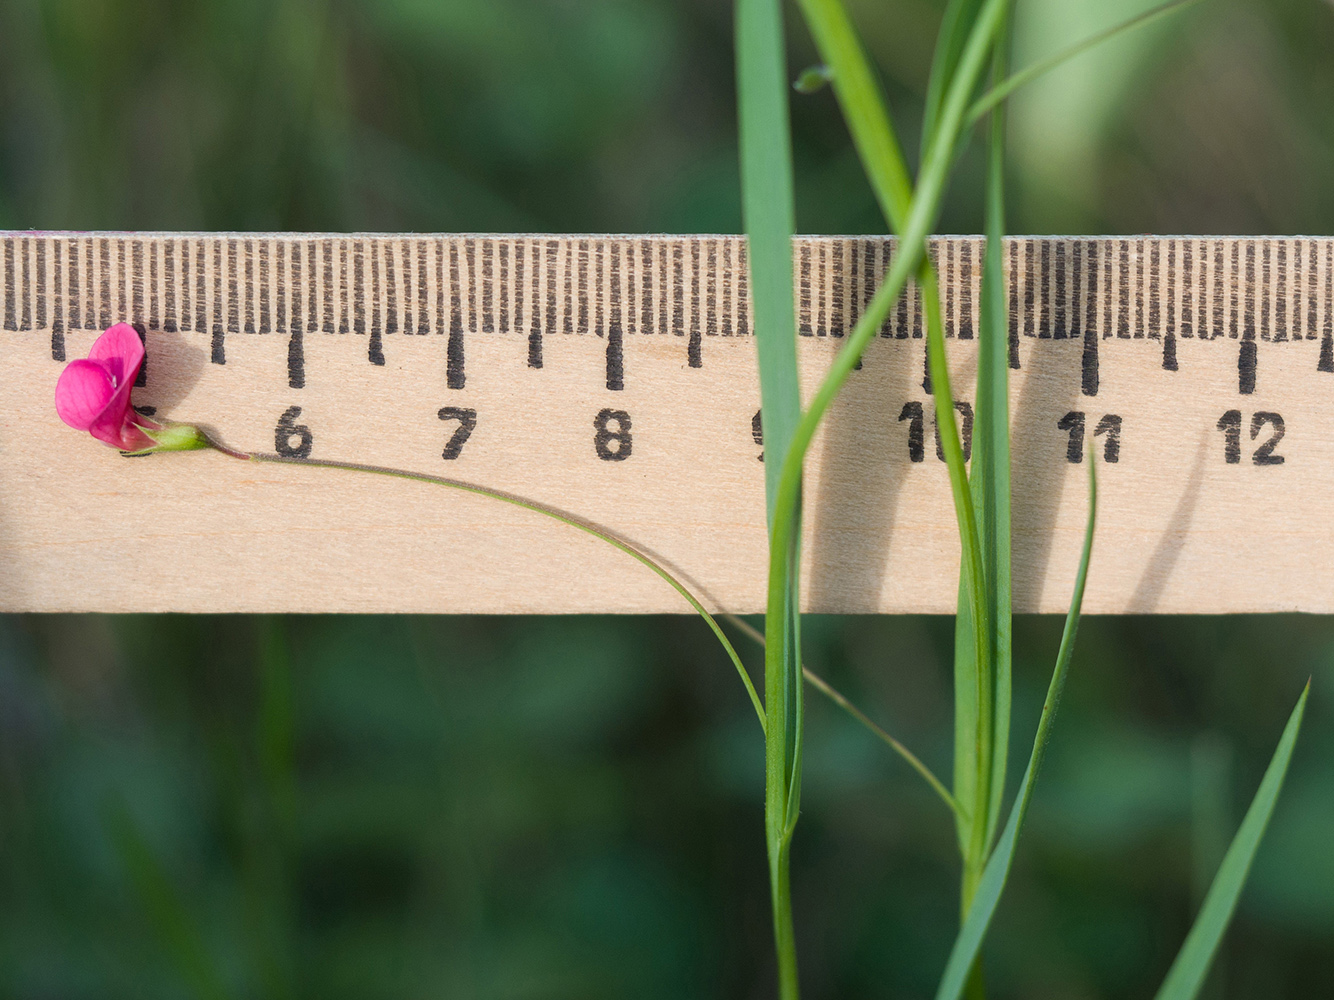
[737,0,804,995]
[1153,682,1310,1000]
[935,452,1095,1000]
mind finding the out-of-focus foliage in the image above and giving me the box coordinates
[1,0,1332,996]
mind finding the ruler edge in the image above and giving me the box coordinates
[5,232,1334,614]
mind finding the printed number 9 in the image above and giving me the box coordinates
[595,409,632,461]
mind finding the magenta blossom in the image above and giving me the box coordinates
[54,323,214,455]
[55,323,158,450]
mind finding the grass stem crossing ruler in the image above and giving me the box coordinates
[2,232,1332,614]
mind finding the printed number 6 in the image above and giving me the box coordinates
[275,406,313,458]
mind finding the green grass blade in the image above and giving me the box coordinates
[978,18,1012,857]
[963,0,1203,128]
[922,252,992,901]
[934,452,1096,1000]
[779,3,1010,890]
[737,0,800,525]
[922,0,985,158]
[793,4,987,738]
[950,15,1013,870]
[950,14,1013,872]
[796,0,913,230]
[1153,682,1310,1000]
[106,800,235,1000]
[736,1,804,994]
[952,605,980,858]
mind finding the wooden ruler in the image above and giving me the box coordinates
[2,233,1332,614]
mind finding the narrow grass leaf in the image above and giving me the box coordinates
[922,0,985,158]
[1153,682,1310,1000]
[964,0,1203,128]
[797,0,913,229]
[736,1,804,994]
[106,800,235,1000]
[978,21,1013,855]
[922,252,992,903]
[953,614,980,857]
[950,24,1012,868]
[737,0,800,522]
[782,0,1009,479]
[788,4,1011,889]
[935,454,1096,1000]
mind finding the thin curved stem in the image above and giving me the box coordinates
[724,615,963,818]
[963,0,1203,129]
[211,447,766,731]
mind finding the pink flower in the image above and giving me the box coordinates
[54,322,157,450]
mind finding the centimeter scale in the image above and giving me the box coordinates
[1,232,1332,614]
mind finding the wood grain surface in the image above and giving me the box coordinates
[2,233,1332,614]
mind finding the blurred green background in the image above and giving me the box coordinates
[2,0,1333,996]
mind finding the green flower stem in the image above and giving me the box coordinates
[200,443,949,817]
[222,449,766,729]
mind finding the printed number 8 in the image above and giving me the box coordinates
[595,409,632,461]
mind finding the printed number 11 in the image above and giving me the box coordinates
[1057,411,1121,463]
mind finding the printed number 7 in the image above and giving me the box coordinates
[438,406,477,460]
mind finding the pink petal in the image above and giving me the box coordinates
[87,322,145,389]
[55,359,116,431]
[87,412,155,451]
[87,369,142,449]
